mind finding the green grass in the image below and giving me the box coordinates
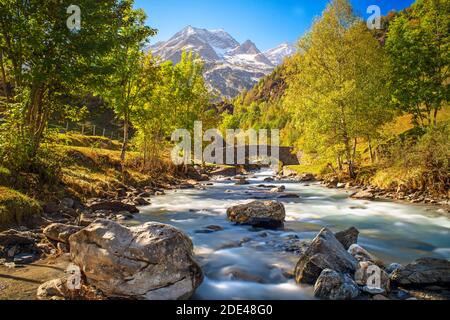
[51,144,177,200]
[371,166,425,190]
[53,132,122,151]
[0,186,42,230]
[383,105,450,136]
[0,133,181,229]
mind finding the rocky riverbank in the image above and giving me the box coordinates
[294,226,450,300]
[0,164,214,299]
[1,166,449,300]
[281,168,449,213]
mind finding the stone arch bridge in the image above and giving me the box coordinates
[215,145,299,166]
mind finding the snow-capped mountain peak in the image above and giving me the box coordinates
[228,40,260,56]
[264,42,296,65]
[149,26,295,98]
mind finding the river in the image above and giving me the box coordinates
[131,169,450,300]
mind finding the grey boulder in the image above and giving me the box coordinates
[354,261,391,294]
[43,223,82,244]
[335,227,359,250]
[314,269,360,300]
[87,200,139,213]
[390,258,450,288]
[227,200,286,229]
[295,228,358,285]
[69,219,203,300]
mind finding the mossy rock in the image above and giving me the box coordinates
[0,186,43,231]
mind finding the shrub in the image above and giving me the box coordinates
[373,123,450,195]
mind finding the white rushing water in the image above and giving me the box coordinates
[133,169,450,300]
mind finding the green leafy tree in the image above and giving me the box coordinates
[386,0,449,127]
[284,0,392,177]
[100,2,156,163]
[171,51,212,131]
[132,51,212,168]
[0,0,131,168]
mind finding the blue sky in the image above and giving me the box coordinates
[134,0,415,51]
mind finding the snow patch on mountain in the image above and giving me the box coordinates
[264,42,296,65]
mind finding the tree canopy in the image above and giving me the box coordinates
[386,0,449,126]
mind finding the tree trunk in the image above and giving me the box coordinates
[0,49,10,102]
[368,137,374,164]
[142,135,147,171]
[120,115,129,164]
[343,135,356,179]
[348,162,355,179]
[24,86,47,162]
[426,105,432,126]
[328,162,337,175]
[433,108,438,127]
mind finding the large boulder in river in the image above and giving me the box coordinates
[69,219,203,300]
[226,201,286,229]
[390,258,450,288]
[295,228,358,285]
[314,269,360,300]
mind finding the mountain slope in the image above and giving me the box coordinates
[236,55,295,107]
[149,26,294,98]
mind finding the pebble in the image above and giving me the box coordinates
[386,262,403,274]
[218,241,241,250]
[395,289,410,300]
[13,253,35,264]
[363,286,385,295]
[205,225,224,232]
[61,198,75,208]
[259,232,268,238]
[4,262,19,269]
[278,193,300,199]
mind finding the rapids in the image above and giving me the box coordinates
[132,169,450,300]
